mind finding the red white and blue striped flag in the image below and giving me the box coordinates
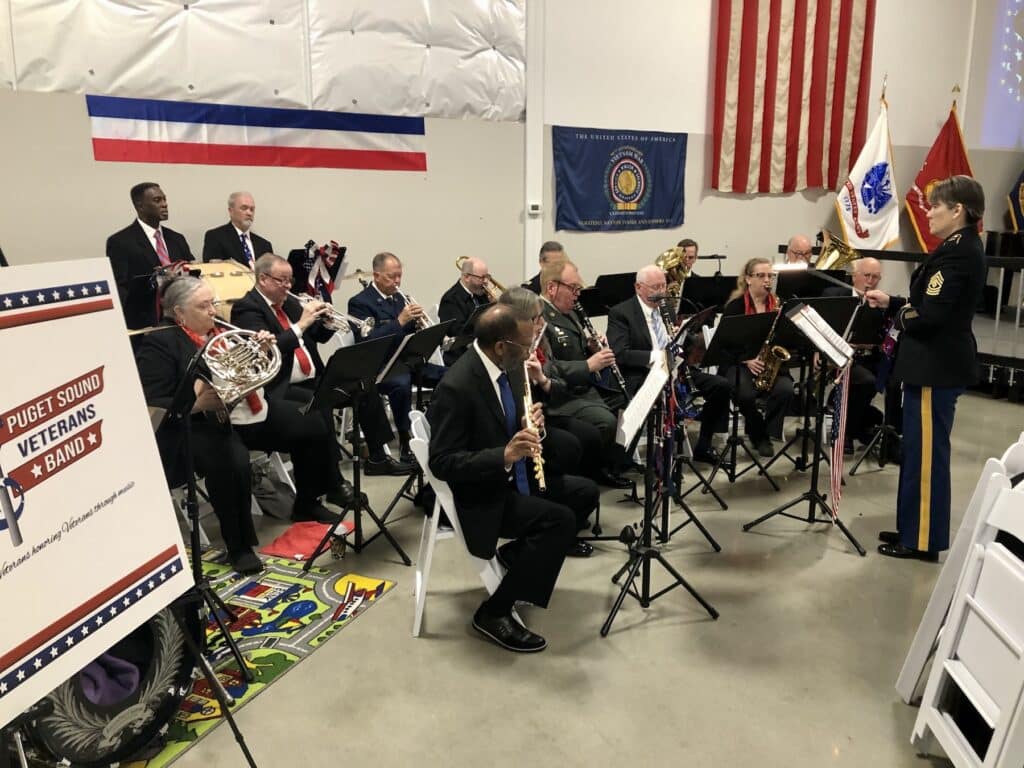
[85,95,427,172]
[828,363,851,519]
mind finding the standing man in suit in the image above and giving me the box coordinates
[202,191,273,268]
[348,251,438,463]
[428,305,598,652]
[523,240,566,294]
[232,254,411,476]
[106,182,194,330]
[438,256,492,365]
[607,265,730,464]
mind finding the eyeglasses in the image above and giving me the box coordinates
[554,280,584,295]
[192,299,222,311]
[466,273,491,281]
[265,274,291,286]
[640,282,667,291]
[788,249,812,258]
[750,272,773,279]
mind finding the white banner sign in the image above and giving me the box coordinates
[0,258,192,728]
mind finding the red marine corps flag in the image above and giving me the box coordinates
[905,104,975,251]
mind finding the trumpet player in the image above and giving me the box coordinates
[232,254,410,477]
[427,305,598,653]
[348,252,444,464]
[438,256,493,365]
[539,260,632,488]
[135,277,356,574]
[721,257,796,457]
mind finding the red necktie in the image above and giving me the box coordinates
[273,304,312,375]
[154,229,171,266]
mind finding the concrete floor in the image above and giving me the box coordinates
[175,392,1022,768]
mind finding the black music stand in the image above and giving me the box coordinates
[576,286,609,318]
[759,296,859,474]
[681,275,735,312]
[300,335,411,568]
[377,320,455,539]
[601,370,719,637]
[701,313,780,489]
[775,269,850,300]
[742,300,866,556]
[845,310,901,475]
[594,272,637,307]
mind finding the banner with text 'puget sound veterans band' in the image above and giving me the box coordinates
[552,126,687,232]
[0,259,192,727]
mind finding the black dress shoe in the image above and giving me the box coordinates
[755,438,774,458]
[472,608,546,653]
[292,504,342,524]
[691,447,722,464]
[878,530,900,544]
[399,447,416,465]
[228,548,264,575]
[365,456,415,476]
[877,542,938,562]
[595,471,633,489]
[567,539,594,558]
[325,482,355,508]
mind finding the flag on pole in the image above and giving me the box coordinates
[905,106,974,251]
[835,99,899,249]
[711,0,878,194]
[1008,167,1024,233]
[828,364,851,519]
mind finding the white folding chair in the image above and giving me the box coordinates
[408,410,512,637]
[913,485,1024,767]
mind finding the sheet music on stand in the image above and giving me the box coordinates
[616,352,670,447]
[785,303,853,367]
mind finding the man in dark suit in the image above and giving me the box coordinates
[348,251,440,462]
[823,257,902,454]
[201,191,273,268]
[428,305,598,653]
[522,240,565,294]
[231,254,411,476]
[106,182,194,329]
[438,256,492,365]
[607,264,730,464]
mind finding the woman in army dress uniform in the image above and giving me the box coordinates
[865,175,986,560]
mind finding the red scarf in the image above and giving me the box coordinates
[743,290,777,315]
[178,324,263,415]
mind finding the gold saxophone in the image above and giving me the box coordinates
[752,309,791,393]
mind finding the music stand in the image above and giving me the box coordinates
[576,286,609,318]
[301,335,411,568]
[681,275,736,312]
[377,320,455,540]
[594,272,637,308]
[155,341,258,765]
[701,313,780,489]
[775,269,850,300]
[742,300,867,556]
[846,310,901,475]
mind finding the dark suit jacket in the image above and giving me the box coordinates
[437,280,490,366]
[522,273,541,293]
[230,288,333,399]
[347,283,417,355]
[202,223,273,267]
[106,221,194,329]
[427,348,527,559]
[890,227,985,388]
[607,296,659,394]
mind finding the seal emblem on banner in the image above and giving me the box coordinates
[861,162,893,214]
[605,146,649,211]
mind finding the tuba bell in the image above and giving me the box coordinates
[814,229,862,271]
[655,246,692,299]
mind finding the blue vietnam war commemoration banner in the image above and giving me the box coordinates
[553,126,687,232]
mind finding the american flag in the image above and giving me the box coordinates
[711,0,877,193]
[0,281,114,330]
[828,364,852,518]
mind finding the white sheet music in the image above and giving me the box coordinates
[616,352,670,447]
[786,303,853,367]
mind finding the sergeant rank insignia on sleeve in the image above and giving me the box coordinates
[926,271,944,296]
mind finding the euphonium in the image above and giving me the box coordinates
[455,255,504,302]
[752,310,791,393]
[521,361,546,491]
[814,228,862,271]
[288,290,375,337]
[655,246,693,306]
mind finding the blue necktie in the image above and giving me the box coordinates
[651,308,669,350]
[239,233,253,268]
[497,372,531,495]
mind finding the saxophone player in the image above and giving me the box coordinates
[721,257,796,457]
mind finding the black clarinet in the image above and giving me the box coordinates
[573,300,630,398]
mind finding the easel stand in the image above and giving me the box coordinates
[159,343,258,765]
[377,321,455,537]
[302,335,411,568]
[601,394,719,636]
[741,298,866,556]
[701,313,779,490]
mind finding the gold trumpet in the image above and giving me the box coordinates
[455,255,505,302]
[287,291,375,337]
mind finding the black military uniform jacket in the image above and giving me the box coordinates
[890,226,985,388]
